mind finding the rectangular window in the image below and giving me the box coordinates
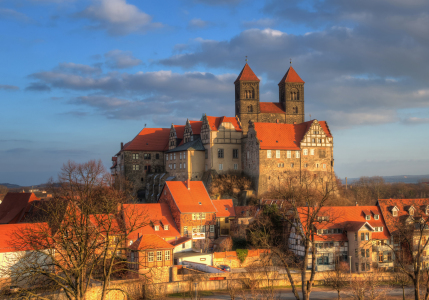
[267,150,272,158]
[303,149,308,155]
[374,215,379,220]
[154,225,159,231]
[355,249,358,256]
[366,249,370,257]
[144,153,151,160]
[173,163,176,169]
[133,164,139,171]
[132,153,139,160]
[165,250,170,261]
[323,164,326,169]
[291,163,294,168]
[361,263,365,271]
[183,163,186,168]
[183,152,186,159]
[184,226,188,234]
[379,253,383,262]
[355,263,359,272]
[182,243,186,249]
[170,154,172,160]
[233,149,239,159]
[164,225,169,230]
[276,150,280,158]
[318,139,322,143]
[205,149,208,159]
[201,225,205,232]
[210,225,215,232]
[247,151,250,159]
[361,233,364,241]
[179,163,182,169]
[361,249,365,257]
[219,164,223,170]
[365,233,369,240]
[173,153,176,159]
[157,251,162,261]
[202,213,206,219]
[388,253,392,262]
[278,163,284,167]
[287,151,291,158]
[234,163,238,170]
[156,153,159,159]
[148,252,154,262]
[365,215,370,220]
[166,155,168,161]
[296,151,300,158]
[218,148,224,158]
[310,149,315,155]
[180,153,182,159]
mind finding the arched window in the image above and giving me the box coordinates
[247,106,253,112]
[296,91,300,100]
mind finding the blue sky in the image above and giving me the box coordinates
[1,0,429,186]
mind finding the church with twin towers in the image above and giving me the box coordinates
[112,61,334,200]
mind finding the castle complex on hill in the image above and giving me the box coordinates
[111,62,335,202]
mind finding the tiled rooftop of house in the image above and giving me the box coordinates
[165,181,217,213]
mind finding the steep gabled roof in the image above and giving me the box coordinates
[122,128,171,152]
[169,236,191,247]
[377,198,429,235]
[129,234,174,251]
[234,63,260,84]
[259,102,285,114]
[0,223,49,253]
[165,181,217,213]
[212,199,235,218]
[206,116,242,132]
[296,205,389,241]
[278,66,305,84]
[0,192,40,224]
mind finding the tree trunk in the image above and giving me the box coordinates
[403,285,405,300]
[338,290,341,300]
[414,277,421,300]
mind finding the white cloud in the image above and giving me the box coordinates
[188,18,210,29]
[77,0,163,36]
[104,50,142,69]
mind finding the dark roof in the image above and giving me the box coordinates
[166,138,205,153]
[0,193,40,224]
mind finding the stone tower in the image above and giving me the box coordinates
[278,66,305,124]
[235,63,260,135]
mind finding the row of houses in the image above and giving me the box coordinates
[289,198,429,273]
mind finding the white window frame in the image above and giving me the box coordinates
[174,163,176,169]
[323,164,326,169]
[164,225,169,230]
[157,251,162,261]
[296,151,300,158]
[303,149,308,155]
[287,151,291,158]
[183,163,186,168]
[183,152,186,159]
[180,153,182,159]
[219,164,223,170]
[165,250,170,261]
[155,225,159,231]
[202,213,206,219]
[148,252,154,262]
[267,150,272,158]
[133,153,138,160]
[210,225,215,232]
[133,164,139,171]
[310,149,315,155]
[374,215,379,220]
[276,150,280,158]
[365,215,370,220]
[173,153,176,159]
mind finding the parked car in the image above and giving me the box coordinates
[219,265,231,272]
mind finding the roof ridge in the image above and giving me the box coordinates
[234,63,260,84]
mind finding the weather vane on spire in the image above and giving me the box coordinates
[290,58,292,65]
[245,56,248,62]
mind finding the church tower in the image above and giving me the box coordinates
[235,62,260,135]
[278,66,305,124]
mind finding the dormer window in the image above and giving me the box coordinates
[198,202,202,205]
[409,206,415,216]
[374,214,379,220]
[365,215,371,220]
[155,225,159,231]
[392,206,399,217]
[164,225,169,230]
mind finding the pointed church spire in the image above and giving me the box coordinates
[278,66,305,85]
[234,63,260,84]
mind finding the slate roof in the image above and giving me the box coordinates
[234,63,260,84]
[278,66,305,84]
[253,120,332,150]
[212,199,235,217]
[0,192,40,224]
[259,102,285,114]
[165,181,217,213]
[166,138,205,153]
[377,198,429,235]
[296,205,389,242]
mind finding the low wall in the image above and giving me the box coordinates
[183,261,225,273]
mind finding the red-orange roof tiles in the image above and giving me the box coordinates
[278,66,304,84]
[123,128,170,152]
[169,236,191,247]
[166,181,217,213]
[0,223,49,253]
[378,198,429,235]
[212,200,235,218]
[129,234,174,251]
[206,116,242,132]
[297,205,389,241]
[259,102,285,114]
[234,63,260,84]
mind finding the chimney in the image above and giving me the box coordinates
[293,121,297,125]
[186,172,191,190]
[276,119,279,123]
[121,142,123,149]
[355,201,358,206]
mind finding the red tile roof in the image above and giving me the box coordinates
[212,200,235,217]
[0,192,40,224]
[319,121,333,138]
[297,205,389,241]
[378,198,429,235]
[253,120,332,150]
[89,214,122,235]
[234,63,260,84]
[0,223,48,253]
[129,234,174,251]
[259,102,285,114]
[189,121,203,135]
[278,66,304,84]
[206,116,242,132]
[166,181,217,213]
[123,128,171,152]
[122,203,180,241]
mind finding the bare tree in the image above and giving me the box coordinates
[1,160,152,300]
[348,271,386,300]
[248,170,338,300]
[323,261,349,300]
[390,271,412,300]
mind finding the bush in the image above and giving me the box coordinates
[236,249,248,263]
